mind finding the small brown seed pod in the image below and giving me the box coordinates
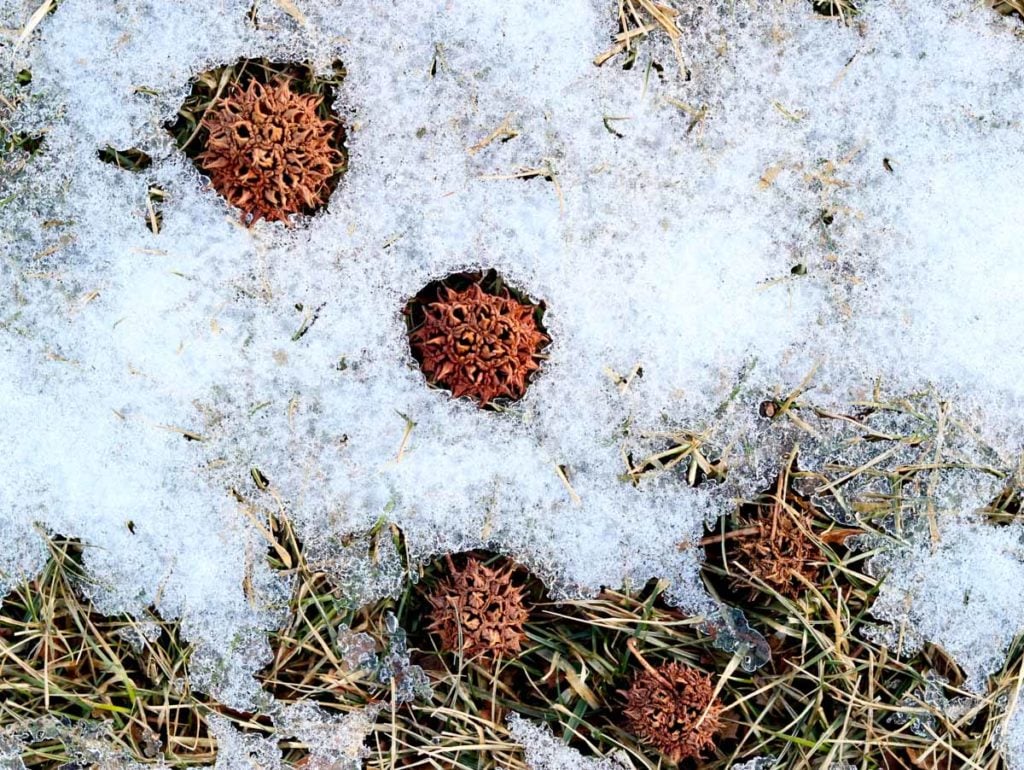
[623,660,723,764]
[426,555,530,660]
[197,78,342,224]
[409,283,548,407]
[728,488,822,600]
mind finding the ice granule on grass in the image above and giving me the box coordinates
[863,516,1024,691]
[0,717,153,770]
[207,716,282,770]
[273,702,377,770]
[507,714,629,770]
[729,759,777,770]
[890,671,972,737]
[335,612,433,705]
[114,619,162,652]
[2,0,1024,720]
[208,705,376,770]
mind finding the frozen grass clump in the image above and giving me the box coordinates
[2,0,1024,721]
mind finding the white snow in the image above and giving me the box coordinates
[2,0,1024,764]
[507,714,628,770]
[863,517,1024,692]
[1006,696,1024,770]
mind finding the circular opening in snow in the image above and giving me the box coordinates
[811,0,859,18]
[166,58,348,226]
[404,270,550,410]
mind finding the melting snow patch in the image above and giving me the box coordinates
[864,517,1024,691]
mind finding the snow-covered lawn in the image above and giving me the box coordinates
[1,0,1023,766]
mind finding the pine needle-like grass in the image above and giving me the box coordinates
[1,392,1019,769]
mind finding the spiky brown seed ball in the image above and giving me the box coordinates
[197,78,341,224]
[623,661,723,764]
[426,556,530,659]
[409,284,548,407]
[729,499,821,599]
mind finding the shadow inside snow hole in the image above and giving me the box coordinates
[96,145,152,172]
[984,483,1022,525]
[812,0,860,18]
[165,57,348,225]
[991,0,1024,22]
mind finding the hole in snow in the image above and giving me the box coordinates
[144,185,165,233]
[96,146,152,172]
[4,130,45,156]
[404,269,550,411]
[990,1,1024,22]
[984,484,1022,525]
[811,0,859,19]
[165,58,348,226]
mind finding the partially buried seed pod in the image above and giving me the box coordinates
[623,658,723,764]
[197,77,342,224]
[408,280,549,408]
[727,477,823,600]
[426,555,530,660]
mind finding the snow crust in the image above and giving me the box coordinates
[864,517,1024,691]
[2,0,1024,764]
[507,715,628,770]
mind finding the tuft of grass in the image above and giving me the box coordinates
[96,146,152,173]
[594,0,685,72]
[992,0,1024,20]
[0,536,219,766]
[622,427,727,487]
[812,0,860,21]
